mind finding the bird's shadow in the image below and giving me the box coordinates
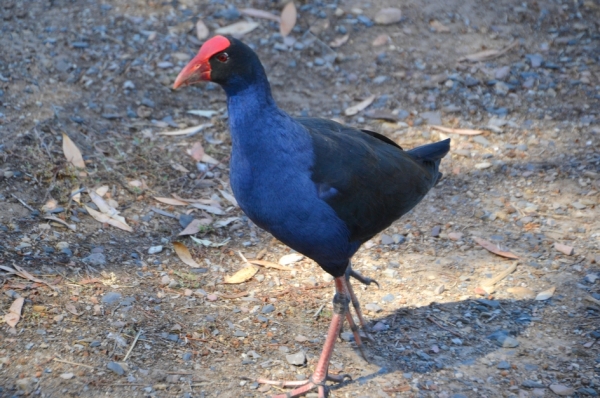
[328,295,558,393]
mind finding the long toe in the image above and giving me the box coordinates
[348,269,379,288]
[257,372,348,398]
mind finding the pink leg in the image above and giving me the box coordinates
[257,277,352,398]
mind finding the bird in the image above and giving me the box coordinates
[173,35,450,398]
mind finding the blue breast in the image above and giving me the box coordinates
[226,90,356,275]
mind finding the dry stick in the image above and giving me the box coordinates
[53,358,96,369]
[426,316,463,338]
[313,303,326,318]
[123,329,143,362]
[11,194,35,212]
[481,262,519,288]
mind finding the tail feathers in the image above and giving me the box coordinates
[407,138,451,162]
[407,138,451,186]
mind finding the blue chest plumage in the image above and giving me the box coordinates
[225,86,356,274]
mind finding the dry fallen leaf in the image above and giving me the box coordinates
[250,260,293,271]
[191,203,225,215]
[62,133,85,169]
[240,8,281,22]
[44,215,76,231]
[430,125,484,136]
[65,303,81,316]
[224,265,259,283]
[196,19,209,40]
[190,236,230,247]
[0,265,59,290]
[189,142,205,162]
[535,286,555,301]
[372,34,390,47]
[128,180,149,189]
[215,21,260,38]
[280,2,297,37]
[279,253,304,265]
[159,123,211,136]
[506,287,536,299]
[219,190,238,207]
[173,242,202,268]
[95,185,109,197]
[374,7,402,25]
[200,153,220,165]
[330,34,349,48]
[179,218,212,236]
[107,198,119,209]
[154,197,189,206]
[5,297,24,328]
[71,188,82,204]
[89,190,117,217]
[429,20,450,33]
[187,109,218,118]
[459,41,519,62]
[171,163,190,173]
[41,198,58,212]
[345,95,376,116]
[84,205,133,232]
[472,236,519,259]
[172,194,219,205]
[213,217,240,228]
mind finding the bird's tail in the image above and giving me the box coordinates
[407,138,451,185]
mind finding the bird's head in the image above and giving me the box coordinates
[173,35,260,90]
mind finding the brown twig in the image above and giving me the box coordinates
[10,194,35,212]
[426,316,463,338]
[123,329,142,362]
[53,358,96,369]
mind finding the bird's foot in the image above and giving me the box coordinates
[348,269,379,288]
[257,373,351,398]
[344,266,376,344]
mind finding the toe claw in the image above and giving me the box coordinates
[348,269,379,288]
[327,373,351,383]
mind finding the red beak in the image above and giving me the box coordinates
[173,35,231,90]
[173,61,211,90]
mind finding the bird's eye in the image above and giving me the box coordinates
[216,52,229,63]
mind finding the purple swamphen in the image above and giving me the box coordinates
[173,35,451,398]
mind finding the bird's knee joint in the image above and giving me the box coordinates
[332,293,349,314]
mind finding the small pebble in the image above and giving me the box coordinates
[148,245,163,254]
[487,330,519,348]
[380,234,394,245]
[522,380,546,389]
[286,351,306,366]
[381,293,395,303]
[107,362,125,376]
[82,253,106,266]
[497,361,511,369]
[392,234,406,244]
[102,292,122,305]
[261,304,275,314]
[549,384,575,396]
[475,162,492,170]
[365,303,382,313]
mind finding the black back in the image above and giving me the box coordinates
[297,117,449,243]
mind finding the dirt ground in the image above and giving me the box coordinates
[1,0,599,397]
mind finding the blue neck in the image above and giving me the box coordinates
[224,74,292,153]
